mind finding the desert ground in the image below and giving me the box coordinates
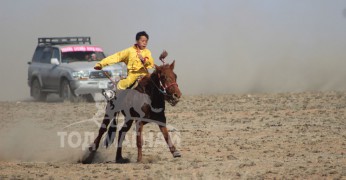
[0,91,345,179]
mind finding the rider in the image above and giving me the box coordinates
[94,31,154,91]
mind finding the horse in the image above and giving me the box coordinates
[83,53,182,163]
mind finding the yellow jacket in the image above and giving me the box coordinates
[96,45,154,73]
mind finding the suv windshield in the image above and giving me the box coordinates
[62,51,105,63]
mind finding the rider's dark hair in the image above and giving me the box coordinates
[136,31,149,41]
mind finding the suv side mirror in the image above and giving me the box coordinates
[51,58,60,65]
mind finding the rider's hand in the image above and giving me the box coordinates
[94,64,102,70]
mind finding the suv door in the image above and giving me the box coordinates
[46,48,61,89]
[28,46,44,86]
[39,47,54,89]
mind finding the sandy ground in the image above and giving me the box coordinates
[0,91,345,179]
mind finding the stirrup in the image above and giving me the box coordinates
[102,89,116,100]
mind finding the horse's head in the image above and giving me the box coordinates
[154,60,181,106]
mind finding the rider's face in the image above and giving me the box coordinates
[136,36,148,50]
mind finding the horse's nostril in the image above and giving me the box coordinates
[173,93,180,99]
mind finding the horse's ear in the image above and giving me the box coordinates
[154,64,161,73]
[170,60,175,70]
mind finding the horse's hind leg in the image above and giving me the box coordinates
[136,121,144,162]
[158,125,181,158]
[115,118,133,163]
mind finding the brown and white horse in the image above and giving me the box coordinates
[83,53,182,163]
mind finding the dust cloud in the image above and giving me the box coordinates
[1,1,346,101]
[0,120,82,162]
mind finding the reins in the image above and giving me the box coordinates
[102,70,117,87]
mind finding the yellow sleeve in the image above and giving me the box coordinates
[144,50,154,69]
[96,48,129,68]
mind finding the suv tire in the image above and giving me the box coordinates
[31,79,47,101]
[61,79,78,102]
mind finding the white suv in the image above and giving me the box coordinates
[27,37,125,102]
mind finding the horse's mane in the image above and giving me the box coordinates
[137,64,170,93]
[137,50,170,92]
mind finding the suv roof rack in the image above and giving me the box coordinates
[38,37,91,45]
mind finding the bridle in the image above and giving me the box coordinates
[150,71,178,97]
[157,73,178,95]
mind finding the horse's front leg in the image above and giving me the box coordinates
[89,112,113,152]
[136,120,144,162]
[82,108,114,164]
[159,125,181,158]
[89,100,116,151]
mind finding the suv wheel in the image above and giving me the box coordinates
[31,79,47,101]
[84,94,95,102]
[61,79,78,102]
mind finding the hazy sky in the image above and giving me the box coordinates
[1,0,346,101]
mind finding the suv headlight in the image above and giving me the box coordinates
[110,69,122,81]
[111,69,122,78]
[112,69,127,78]
[72,70,90,80]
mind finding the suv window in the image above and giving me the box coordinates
[61,51,105,63]
[52,48,60,61]
[32,46,44,62]
[40,47,52,64]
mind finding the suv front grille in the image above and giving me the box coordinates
[89,71,111,79]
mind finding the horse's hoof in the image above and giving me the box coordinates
[173,151,181,158]
[116,157,130,164]
[88,143,97,152]
[81,151,96,164]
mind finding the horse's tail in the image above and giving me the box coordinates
[104,112,118,148]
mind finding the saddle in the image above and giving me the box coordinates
[127,79,139,89]
[102,76,144,101]
[124,75,144,90]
